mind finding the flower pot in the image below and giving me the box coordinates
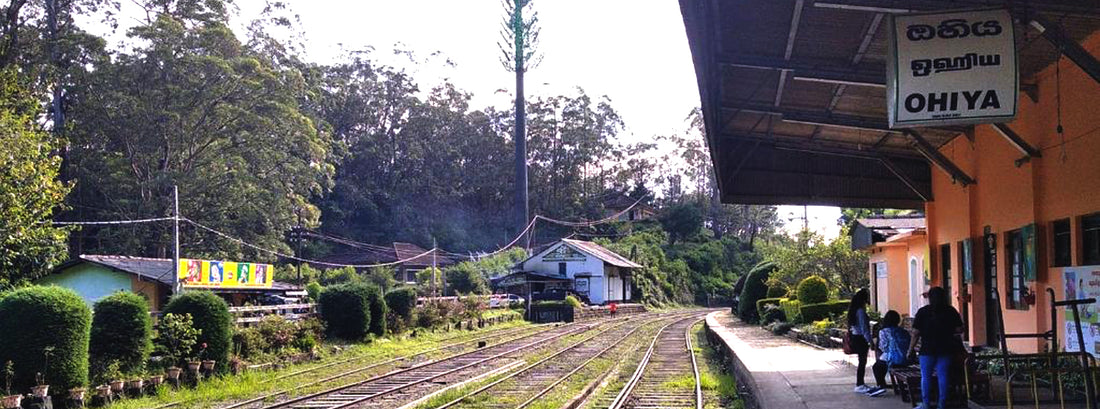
[201,360,216,371]
[127,379,143,390]
[95,385,110,398]
[149,375,164,385]
[2,395,22,409]
[187,361,201,373]
[31,384,49,398]
[68,387,86,401]
[109,380,125,392]
[166,367,182,380]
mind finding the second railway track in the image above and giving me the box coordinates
[607,315,705,409]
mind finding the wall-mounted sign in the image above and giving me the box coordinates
[178,258,274,289]
[1063,266,1100,356]
[575,277,590,294]
[542,244,586,262]
[888,9,1017,128]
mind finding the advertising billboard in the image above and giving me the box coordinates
[178,258,274,289]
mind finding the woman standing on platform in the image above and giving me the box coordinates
[908,286,964,409]
[848,288,883,396]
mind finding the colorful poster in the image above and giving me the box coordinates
[1063,266,1100,356]
[1022,224,1037,281]
[178,258,274,289]
[962,238,974,283]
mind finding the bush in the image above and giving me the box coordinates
[796,275,830,304]
[766,284,788,298]
[444,263,490,295]
[755,297,784,320]
[163,291,232,372]
[318,283,372,340]
[365,285,387,336]
[564,295,583,308]
[153,313,200,369]
[305,282,322,302]
[799,300,850,323]
[0,286,91,396]
[761,304,786,324]
[737,261,775,323]
[780,299,803,323]
[766,321,794,335]
[385,287,417,332]
[90,292,152,378]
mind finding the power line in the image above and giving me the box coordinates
[50,216,175,225]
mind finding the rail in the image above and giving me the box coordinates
[607,316,704,409]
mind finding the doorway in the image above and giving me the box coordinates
[909,256,924,317]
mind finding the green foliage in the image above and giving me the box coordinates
[766,283,788,298]
[737,261,774,323]
[755,297,784,319]
[364,285,388,336]
[659,203,703,245]
[444,263,490,295]
[90,292,152,378]
[163,291,232,372]
[766,321,794,335]
[564,295,583,308]
[762,229,868,298]
[761,305,786,324]
[231,316,324,360]
[384,287,418,323]
[305,282,322,302]
[416,267,442,295]
[796,275,830,304]
[364,268,396,293]
[0,286,91,395]
[153,313,200,369]
[0,71,71,287]
[318,283,372,340]
[780,299,803,324]
[799,300,850,323]
[320,267,362,286]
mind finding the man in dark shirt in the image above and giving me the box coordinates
[908,286,964,409]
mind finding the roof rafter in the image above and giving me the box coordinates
[719,53,885,88]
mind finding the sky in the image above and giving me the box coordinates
[90,0,842,239]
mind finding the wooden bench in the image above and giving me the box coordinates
[888,361,991,407]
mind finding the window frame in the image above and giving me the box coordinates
[1005,229,1028,310]
[1084,213,1100,266]
[1052,218,1072,268]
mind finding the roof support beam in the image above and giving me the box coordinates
[721,104,971,135]
[991,123,1042,159]
[812,0,1100,19]
[719,54,885,88]
[721,131,923,160]
[906,130,976,186]
[776,0,805,106]
[1027,15,1100,85]
[878,155,932,201]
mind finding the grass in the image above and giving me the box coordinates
[104,319,533,409]
[691,322,743,409]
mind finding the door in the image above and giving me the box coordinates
[909,257,924,317]
[874,262,888,312]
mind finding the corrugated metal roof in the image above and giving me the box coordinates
[856,216,926,230]
[561,239,643,269]
[56,255,301,290]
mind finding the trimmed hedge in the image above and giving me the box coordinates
[780,299,803,323]
[384,287,417,324]
[90,292,152,377]
[755,297,784,319]
[365,285,387,336]
[0,286,91,396]
[799,300,850,323]
[163,291,232,373]
[305,282,322,302]
[766,284,788,298]
[318,283,372,340]
[737,261,775,324]
[796,275,829,304]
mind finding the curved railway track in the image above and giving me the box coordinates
[432,313,695,409]
[608,315,704,409]
[256,318,617,409]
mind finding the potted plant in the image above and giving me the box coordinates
[103,361,124,393]
[228,356,246,375]
[68,386,86,402]
[165,366,182,381]
[2,361,20,409]
[148,373,164,386]
[32,346,54,398]
[94,385,110,399]
[197,342,215,372]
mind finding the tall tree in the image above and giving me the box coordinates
[0,70,71,287]
[498,0,541,237]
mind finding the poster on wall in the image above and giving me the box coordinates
[887,8,1018,128]
[178,258,274,289]
[1063,266,1100,356]
[962,238,974,283]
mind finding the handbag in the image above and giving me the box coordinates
[842,329,854,354]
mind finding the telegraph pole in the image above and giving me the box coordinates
[172,185,182,294]
[296,210,303,284]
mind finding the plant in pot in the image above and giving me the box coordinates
[198,343,215,372]
[103,361,125,393]
[67,385,86,402]
[154,313,200,382]
[32,346,54,398]
[2,361,21,409]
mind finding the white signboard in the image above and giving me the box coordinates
[888,9,1017,128]
[1063,266,1100,356]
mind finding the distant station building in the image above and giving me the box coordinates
[599,191,656,222]
[497,239,641,305]
[38,255,303,310]
[680,0,1100,353]
[852,215,928,316]
[313,242,454,284]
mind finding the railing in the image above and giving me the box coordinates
[228,303,316,325]
[969,351,1099,409]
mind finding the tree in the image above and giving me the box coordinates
[761,228,868,298]
[0,70,71,287]
[498,0,541,237]
[444,263,490,295]
[659,203,703,245]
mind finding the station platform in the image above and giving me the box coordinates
[704,310,912,409]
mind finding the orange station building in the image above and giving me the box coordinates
[680,0,1100,353]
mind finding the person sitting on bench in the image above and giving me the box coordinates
[872,310,911,394]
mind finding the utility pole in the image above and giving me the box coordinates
[172,185,182,294]
[499,0,541,240]
[296,210,303,284]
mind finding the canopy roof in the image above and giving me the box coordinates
[679,0,1100,208]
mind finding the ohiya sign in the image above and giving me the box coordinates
[178,258,274,289]
[887,9,1018,128]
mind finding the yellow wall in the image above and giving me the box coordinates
[926,32,1100,353]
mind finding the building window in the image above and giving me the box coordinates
[1053,219,1072,267]
[1006,230,1027,310]
[1085,213,1100,266]
[558,263,567,276]
[940,243,951,304]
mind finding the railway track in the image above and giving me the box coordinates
[212,323,552,409]
[256,317,619,409]
[607,315,705,409]
[432,313,691,409]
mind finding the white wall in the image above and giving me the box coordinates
[521,242,609,303]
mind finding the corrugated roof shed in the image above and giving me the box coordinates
[561,239,643,269]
